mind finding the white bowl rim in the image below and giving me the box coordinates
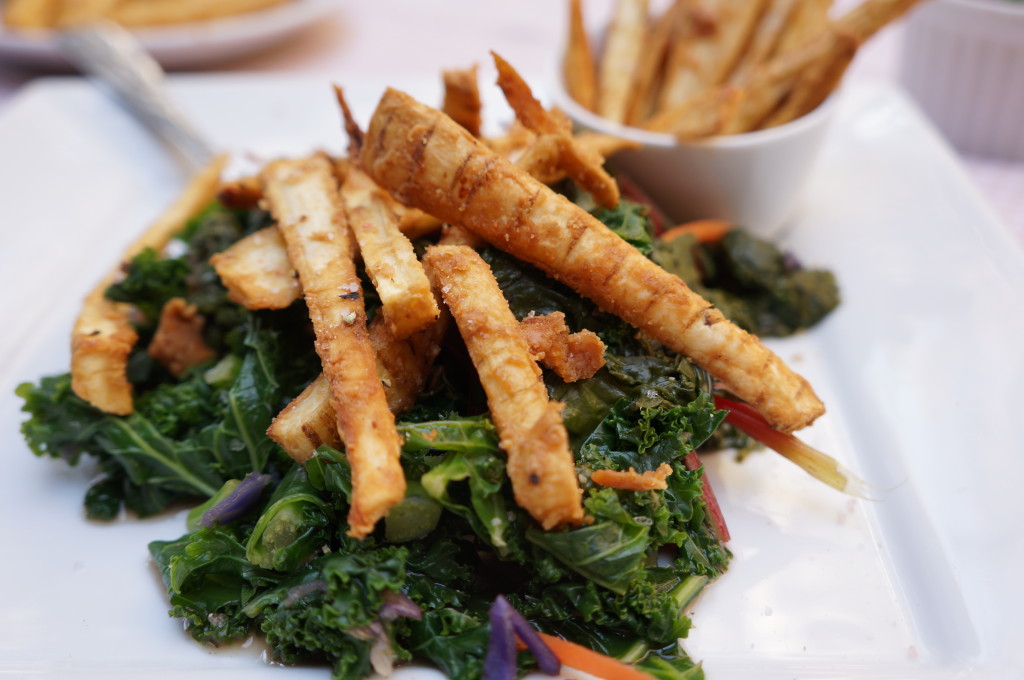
[547,59,841,151]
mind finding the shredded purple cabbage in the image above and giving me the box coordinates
[379,589,422,621]
[483,596,517,680]
[198,472,272,528]
[484,595,561,679]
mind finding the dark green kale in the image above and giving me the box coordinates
[652,229,840,337]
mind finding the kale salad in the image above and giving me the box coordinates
[18,187,838,680]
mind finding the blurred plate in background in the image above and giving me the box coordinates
[0,0,337,69]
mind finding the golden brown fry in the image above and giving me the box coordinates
[108,0,291,26]
[267,374,338,463]
[55,0,120,26]
[442,66,483,138]
[3,0,61,28]
[341,168,439,339]
[493,52,619,208]
[597,0,649,123]
[574,130,642,158]
[210,226,301,310]
[774,0,831,56]
[728,0,799,83]
[834,0,925,42]
[723,29,853,134]
[261,155,405,539]
[658,0,766,113]
[147,297,214,377]
[591,462,673,491]
[644,85,743,139]
[762,33,856,128]
[625,0,688,126]
[563,0,598,111]
[424,245,584,529]
[333,85,365,157]
[71,155,226,415]
[361,89,824,432]
[268,225,470,462]
[519,312,606,382]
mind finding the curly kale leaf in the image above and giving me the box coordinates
[247,548,410,679]
[149,527,280,644]
[17,323,286,517]
[652,229,839,336]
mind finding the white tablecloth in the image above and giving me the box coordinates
[1,0,1021,246]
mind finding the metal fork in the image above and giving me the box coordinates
[56,20,216,173]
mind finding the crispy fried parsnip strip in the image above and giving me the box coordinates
[361,89,823,432]
[725,0,921,133]
[728,0,799,83]
[493,52,619,208]
[597,0,649,123]
[644,85,743,139]
[624,0,687,126]
[147,297,214,377]
[268,226,467,462]
[520,312,606,383]
[71,155,226,415]
[563,0,598,111]
[762,33,856,128]
[442,66,483,138]
[658,0,766,112]
[260,155,405,538]
[424,245,584,529]
[341,168,439,339]
[3,0,61,28]
[210,226,301,310]
[591,463,673,491]
[774,0,831,56]
[267,374,339,462]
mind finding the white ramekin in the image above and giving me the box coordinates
[548,64,839,240]
[900,0,1024,160]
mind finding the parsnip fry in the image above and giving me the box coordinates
[71,155,226,415]
[341,168,439,339]
[3,0,60,28]
[624,0,687,125]
[493,52,619,208]
[261,155,405,538]
[644,85,743,139]
[762,34,856,128]
[596,0,649,123]
[519,312,606,382]
[210,226,301,310]
[268,226,468,463]
[563,0,598,111]
[658,0,766,112]
[442,66,483,138]
[729,0,799,83]
[424,245,584,529]
[773,0,831,56]
[361,89,824,433]
[267,374,338,462]
[147,297,214,377]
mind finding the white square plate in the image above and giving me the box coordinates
[0,74,1022,679]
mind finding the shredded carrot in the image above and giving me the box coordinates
[535,632,659,680]
[660,219,732,243]
[590,463,672,491]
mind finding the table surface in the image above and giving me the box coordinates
[1,0,1022,248]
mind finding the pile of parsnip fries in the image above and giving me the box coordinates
[68,54,835,542]
[2,0,293,29]
[564,0,929,139]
